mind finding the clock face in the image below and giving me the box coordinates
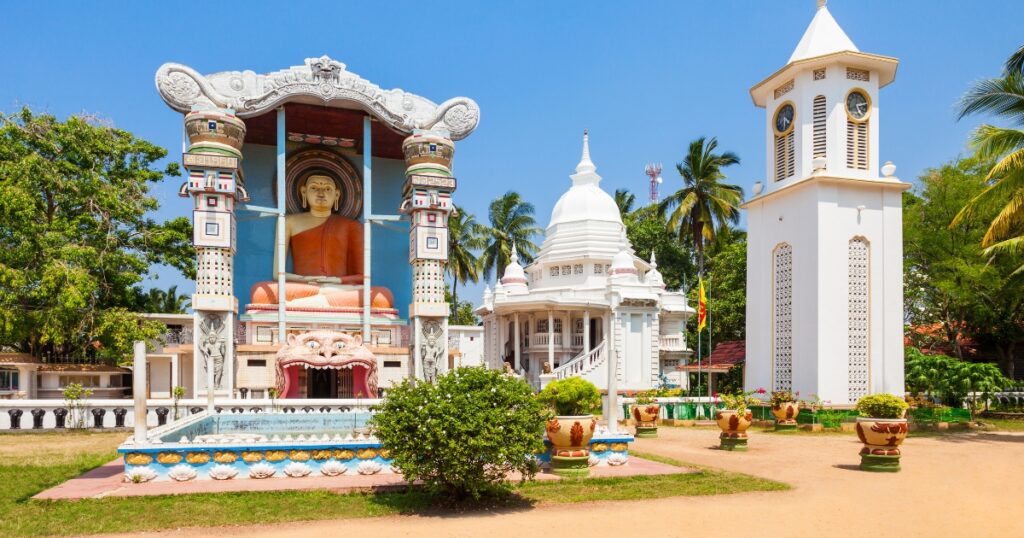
[847,90,869,120]
[774,104,794,134]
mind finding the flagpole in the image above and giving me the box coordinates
[707,275,712,401]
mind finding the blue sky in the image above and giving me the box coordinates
[2,1,1020,305]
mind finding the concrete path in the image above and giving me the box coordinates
[100,427,1024,537]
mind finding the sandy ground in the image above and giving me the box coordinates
[100,427,1024,538]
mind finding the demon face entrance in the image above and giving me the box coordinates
[305,367,355,398]
[275,331,380,399]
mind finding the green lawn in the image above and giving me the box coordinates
[0,431,788,537]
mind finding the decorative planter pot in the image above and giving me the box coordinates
[772,402,800,430]
[546,415,597,477]
[631,404,661,438]
[715,409,753,451]
[855,417,908,472]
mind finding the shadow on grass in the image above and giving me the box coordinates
[365,487,537,519]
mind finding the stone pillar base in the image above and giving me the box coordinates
[635,426,658,438]
[860,453,901,472]
[551,455,590,477]
[719,435,749,451]
[774,421,798,431]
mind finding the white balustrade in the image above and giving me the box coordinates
[554,341,606,380]
[660,334,685,351]
[0,397,381,431]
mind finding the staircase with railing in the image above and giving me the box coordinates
[554,340,607,380]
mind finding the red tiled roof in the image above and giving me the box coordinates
[677,340,745,372]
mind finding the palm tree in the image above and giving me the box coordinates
[446,206,487,307]
[658,137,743,276]
[954,46,1024,270]
[481,191,541,281]
[132,285,189,313]
[160,285,190,314]
[614,188,636,219]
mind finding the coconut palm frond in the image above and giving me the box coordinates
[958,74,1024,125]
[981,189,1024,247]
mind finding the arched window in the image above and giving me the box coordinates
[813,95,827,159]
[848,237,870,402]
[772,243,793,392]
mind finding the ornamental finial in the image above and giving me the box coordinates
[817,0,826,9]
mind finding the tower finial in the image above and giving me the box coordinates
[817,0,826,9]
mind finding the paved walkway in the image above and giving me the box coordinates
[99,427,1024,537]
[37,454,684,500]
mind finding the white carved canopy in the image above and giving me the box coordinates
[155,55,480,140]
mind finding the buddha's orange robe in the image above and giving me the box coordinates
[250,215,394,309]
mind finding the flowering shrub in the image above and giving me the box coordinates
[717,388,766,415]
[536,377,602,416]
[769,390,797,407]
[370,367,546,500]
[634,389,658,405]
[855,393,909,419]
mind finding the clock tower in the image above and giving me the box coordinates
[743,2,909,404]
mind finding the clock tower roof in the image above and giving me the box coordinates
[788,4,857,63]
[749,3,899,107]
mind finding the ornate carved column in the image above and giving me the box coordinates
[401,130,456,383]
[180,108,249,403]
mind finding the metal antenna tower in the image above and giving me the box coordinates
[644,163,663,204]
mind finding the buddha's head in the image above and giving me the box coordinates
[300,174,340,214]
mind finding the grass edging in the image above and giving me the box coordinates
[3,434,788,537]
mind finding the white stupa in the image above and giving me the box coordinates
[477,132,695,394]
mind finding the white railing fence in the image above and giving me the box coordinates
[0,398,380,431]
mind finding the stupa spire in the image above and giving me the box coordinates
[570,129,601,186]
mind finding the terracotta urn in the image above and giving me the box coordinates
[546,415,597,477]
[855,417,908,472]
[772,401,800,430]
[715,409,753,451]
[631,404,661,438]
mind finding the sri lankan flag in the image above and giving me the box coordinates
[697,278,707,332]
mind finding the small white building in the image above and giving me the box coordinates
[476,133,694,392]
[448,325,485,368]
[744,4,908,404]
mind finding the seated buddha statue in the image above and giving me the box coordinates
[249,174,394,309]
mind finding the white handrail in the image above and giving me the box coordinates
[554,341,606,380]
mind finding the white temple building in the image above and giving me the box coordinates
[476,133,694,391]
[743,3,908,404]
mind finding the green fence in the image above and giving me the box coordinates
[908,406,971,424]
[626,402,724,420]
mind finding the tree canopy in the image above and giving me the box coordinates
[0,108,194,363]
[904,156,1024,377]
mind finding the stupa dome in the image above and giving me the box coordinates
[548,131,622,228]
[609,249,637,276]
[500,244,528,293]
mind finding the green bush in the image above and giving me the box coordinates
[536,377,602,416]
[855,393,909,419]
[370,367,546,500]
